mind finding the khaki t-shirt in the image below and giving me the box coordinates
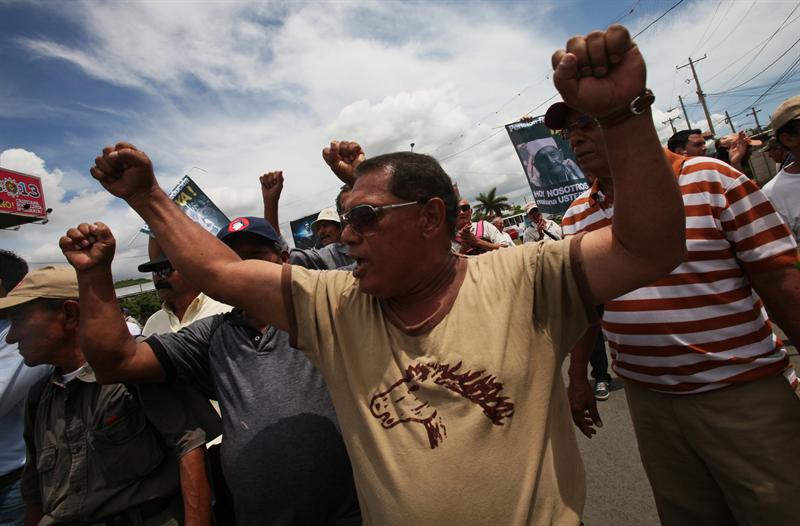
[284,238,593,525]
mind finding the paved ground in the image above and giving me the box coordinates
[567,333,798,526]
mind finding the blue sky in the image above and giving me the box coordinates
[0,0,795,278]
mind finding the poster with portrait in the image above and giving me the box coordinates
[505,117,589,216]
[141,176,229,236]
[290,211,321,249]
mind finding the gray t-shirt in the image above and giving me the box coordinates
[147,313,360,525]
[289,242,354,270]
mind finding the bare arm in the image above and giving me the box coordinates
[748,265,800,345]
[568,324,603,438]
[61,222,168,384]
[260,171,283,233]
[179,448,212,526]
[88,146,288,332]
[551,26,686,306]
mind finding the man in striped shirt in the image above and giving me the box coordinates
[550,101,800,525]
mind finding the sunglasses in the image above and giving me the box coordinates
[459,204,471,212]
[152,267,175,279]
[340,201,423,235]
[560,115,598,140]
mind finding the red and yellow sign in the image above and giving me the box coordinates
[0,167,48,228]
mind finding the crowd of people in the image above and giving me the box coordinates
[1,23,799,526]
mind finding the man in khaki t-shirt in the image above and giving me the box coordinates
[286,240,590,524]
[79,25,686,526]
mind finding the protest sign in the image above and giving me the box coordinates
[141,176,229,236]
[0,167,48,228]
[290,211,321,249]
[506,117,589,215]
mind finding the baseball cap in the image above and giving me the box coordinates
[311,207,341,230]
[771,95,800,132]
[544,101,573,130]
[138,255,171,273]
[217,216,282,246]
[0,266,78,312]
[524,202,539,214]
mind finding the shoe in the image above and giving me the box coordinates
[594,381,610,401]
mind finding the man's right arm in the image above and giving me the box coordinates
[86,145,288,332]
[61,223,166,384]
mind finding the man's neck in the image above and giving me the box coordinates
[386,251,460,326]
[168,294,199,321]
[784,159,799,173]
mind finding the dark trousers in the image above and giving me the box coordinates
[589,333,612,384]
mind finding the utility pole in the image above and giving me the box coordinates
[724,111,736,133]
[663,116,680,134]
[678,95,692,130]
[750,107,762,131]
[677,55,715,136]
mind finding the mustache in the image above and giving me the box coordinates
[155,282,173,290]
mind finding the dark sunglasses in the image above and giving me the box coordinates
[459,204,471,212]
[152,266,175,279]
[340,201,423,235]
[560,114,598,140]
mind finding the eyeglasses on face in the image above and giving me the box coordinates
[152,267,175,279]
[560,115,598,140]
[458,204,471,212]
[339,201,423,235]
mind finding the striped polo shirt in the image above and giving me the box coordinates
[562,153,798,394]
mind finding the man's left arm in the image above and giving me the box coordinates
[748,266,800,344]
[178,448,211,526]
[551,26,686,306]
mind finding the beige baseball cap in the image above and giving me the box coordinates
[0,266,78,311]
[771,95,800,132]
[311,207,341,229]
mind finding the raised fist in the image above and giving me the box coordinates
[60,222,116,272]
[551,25,646,119]
[322,140,365,187]
[90,142,158,203]
[259,171,284,204]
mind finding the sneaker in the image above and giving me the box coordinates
[594,381,610,401]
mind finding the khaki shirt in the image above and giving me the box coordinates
[22,364,205,525]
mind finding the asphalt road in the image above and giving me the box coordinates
[569,333,798,526]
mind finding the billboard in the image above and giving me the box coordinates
[506,117,589,215]
[0,167,48,228]
[141,176,229,236]
[290,211,321,249]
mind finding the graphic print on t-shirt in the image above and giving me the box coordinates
[369,361,515,449]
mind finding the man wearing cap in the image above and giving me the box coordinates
[453,198,509,254]
[1,266,211,526]
[522,202,562,244]
[61,217,361,525]
[311,207,343,247]
[0,251,50,526]
[84,25,689,524]
[139,238,231,337]
[260,170,354,270]
[553,93,800,524]
[761,136,793,172]
[761,95,800,243]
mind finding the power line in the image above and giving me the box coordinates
[689,0,723,57]
[713,1,800,92]
[708,37,800,96]
[633,0,686,38]
[695,0,735,52]
[706,0,757,53]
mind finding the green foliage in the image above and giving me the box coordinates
[119,291,162,324]
[474,188,511,217]
[114,278,150,288]
[508,204,525,216]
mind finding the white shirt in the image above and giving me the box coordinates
[142,293,232,337]
[761,162,800,243]
[523,219,563,244]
